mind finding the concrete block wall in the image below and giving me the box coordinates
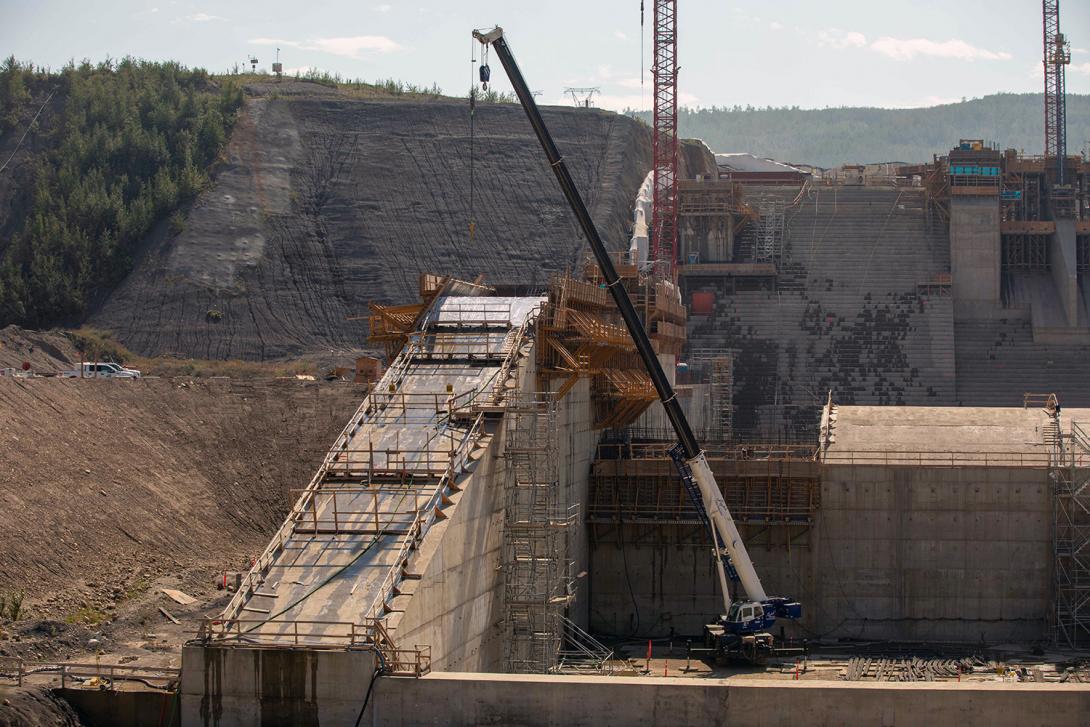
[368,672,1090,727]
[950,196,1001,313]
[552,376,598,628]
[392,426,507,672]
[180,646,377,727]
[589,463,1051,642]
[1052,219,1080,326]
[812,464,1051,642]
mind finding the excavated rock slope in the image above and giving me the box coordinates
[91,88,651,360]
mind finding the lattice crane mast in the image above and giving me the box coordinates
[1043,0,1071,185]
[650,0,679,274]
[473,25,801,664]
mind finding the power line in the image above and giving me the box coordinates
[0,89,56,176]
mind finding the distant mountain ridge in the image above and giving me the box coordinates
[633,93,1090,167]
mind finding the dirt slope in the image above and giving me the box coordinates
[90,87,652,360]
[0,377,364,620]
[0,326,78,372]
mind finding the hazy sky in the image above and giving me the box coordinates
[2,0,1089,111]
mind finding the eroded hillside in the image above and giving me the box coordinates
[91,84,652,359]
[0,377,364,620]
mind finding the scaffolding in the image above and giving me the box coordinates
[680,349,734,443]
[709,355,734,443]
[1050,406,1090,648]
[588,444,820,549]
[501,394,576,673]
[754,198,785,262]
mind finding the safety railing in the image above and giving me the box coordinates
[195,619,430,675]
[401,331,513,363]
[328,446,462,478]
[361,411,486,622]
[488,304,540,404]
[1071,422,1089,451]
[289,486,428,535]
[361,389,477,421]
[1024,392,1059,411]
[198,618,375,648]
[820,450,1051,468]
[431,302,513,327]
[595,441,818,462]
[0,658,180,689]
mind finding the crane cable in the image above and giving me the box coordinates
[468,36,477,242]
[640,1,645,110]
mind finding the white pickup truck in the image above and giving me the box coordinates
[60,362,142,379]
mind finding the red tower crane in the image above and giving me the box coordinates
[650,0,679,273]
[1043,0,1070,184]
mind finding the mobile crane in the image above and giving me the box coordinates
[473,26,801,663]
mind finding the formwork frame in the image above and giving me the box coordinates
[587,448,820,550]
[501,393,576,673]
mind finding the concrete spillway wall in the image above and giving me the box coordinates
[390,425,507,671]
[590,462,1051,642]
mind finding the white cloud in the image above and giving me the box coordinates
[614,30,627,40]
[869,36,1011,61]
[1073,47,1088,55]
[310,36,400,56]
[617,76,644,90]
[818,29,867,50]
[1071,61,1090,77]
[185,12,226,22]
[769,21,783,32]
[249,35,401,59]
[374,4,391,12]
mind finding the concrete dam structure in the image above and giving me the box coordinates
[179,269,1090,725]
[168,130,1090,725]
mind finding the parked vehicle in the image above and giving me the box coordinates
[60,362,142,379]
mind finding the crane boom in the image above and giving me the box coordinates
[472,26,778,613]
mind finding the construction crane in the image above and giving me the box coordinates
[1042,0,1070,186]
[473,26,801,664]
[650,0,679,274]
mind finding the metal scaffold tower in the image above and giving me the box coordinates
[651,0,679,272]
[1043,0,1070,185]
[501,393,575,673]
[709,355,734,443]
[1049,406,1090,648]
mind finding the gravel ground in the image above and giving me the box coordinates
[0,377,365,656]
